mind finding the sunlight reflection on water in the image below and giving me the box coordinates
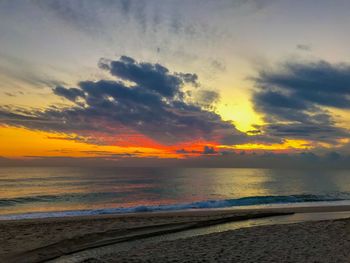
[1,167,350,217]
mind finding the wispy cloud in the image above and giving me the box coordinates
[0,53,64,89]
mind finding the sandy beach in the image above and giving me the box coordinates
[99,217,350,263]
[1,205,350,262]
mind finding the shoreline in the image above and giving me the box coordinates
[2,195,350,221]
[2,201,350,223]
[2,204,350,262]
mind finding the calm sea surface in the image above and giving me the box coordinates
[1,167,350,219]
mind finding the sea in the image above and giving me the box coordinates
[1,167,350,220]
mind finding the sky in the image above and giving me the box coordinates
[1,0,350,166]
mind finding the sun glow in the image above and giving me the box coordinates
[216,94,264,132]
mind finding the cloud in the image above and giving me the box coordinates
[53,86,85,102]
[252,60,350,143]
[254,61,350,109]
[4,92,15,97]
[190,89,220,110]
[175,145,218,155]
[98,56,198,98]
[35,0,104,33]
[175,148,189,154]
[0,53,64,89]
[34,0,179,36]
[197,90,219,105]
[203,146,217,154]
[0,56,247,145]
[33,0,264,44]
[211,59,226,72]
[296,44,311,51]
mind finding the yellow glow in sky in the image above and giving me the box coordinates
[216,90,263,132]
[219,139,312,152]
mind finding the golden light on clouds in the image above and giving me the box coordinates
[219,139,312,152]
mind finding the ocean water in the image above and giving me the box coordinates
[1,167,350,220]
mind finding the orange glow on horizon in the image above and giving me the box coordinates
[0,125,167,158]
[0,125,327,160]
[0,125,219,159]
[219,139,312,152]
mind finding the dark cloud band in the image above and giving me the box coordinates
[0,56,246,146]
[252,60,350,143]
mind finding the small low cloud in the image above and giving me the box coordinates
[4,92,15,97]
[211,59,226,72]
[296,44,311,51]
[203,146,217,154]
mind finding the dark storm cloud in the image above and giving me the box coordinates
[54,86,85,102]
[255,61,350,108]
[0,56,247,145]
[98,56,198,98]
[252,60,350,143]
[260,123,348,143]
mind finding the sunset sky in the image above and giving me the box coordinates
[1,0,350,165]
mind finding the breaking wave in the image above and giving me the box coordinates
[1,193,350,220]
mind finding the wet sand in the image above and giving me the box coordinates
[1,205,350,263]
